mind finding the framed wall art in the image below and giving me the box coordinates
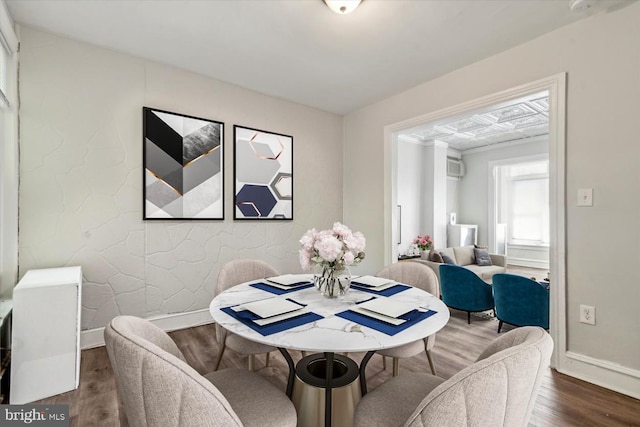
[233,125,293,220]
[143,107,224,220]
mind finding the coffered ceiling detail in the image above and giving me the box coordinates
[402,95,550,152]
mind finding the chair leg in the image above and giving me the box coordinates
[265,351,270,367]
[301,351,307,358]
[214,342,226,371]
[426,350,436,376]
[392,358,399,377]
[467,312,471,324]
[498,320,503,333]
[248,354,255,371]
[382,355,387,370]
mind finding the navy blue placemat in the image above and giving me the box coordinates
[350,283,410,297]
[250,281,314,295]
[220,305,322,336]
[335,308,437,336]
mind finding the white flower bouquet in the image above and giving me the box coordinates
[299,222,366,297]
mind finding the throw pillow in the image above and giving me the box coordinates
[474,248,493,266]
[441,253,456,264]
[474,244,488,250]
[429,250,444,263]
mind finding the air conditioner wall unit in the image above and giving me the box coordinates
[447,158,465,177]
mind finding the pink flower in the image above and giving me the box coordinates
[299,248,312,270]
[315,235,343,262]
[299,228,317,250]
[299,223,366,270]
[343,251,355,265]
[332,222,350,238]
[414,233,433,250]
[345,232,366,252]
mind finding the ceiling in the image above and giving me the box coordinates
[5,0,632,115]
[400,91,550,151]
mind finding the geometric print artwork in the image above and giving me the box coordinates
[233,125,293,220]
[143,107,224,219]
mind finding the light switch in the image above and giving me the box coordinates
[577,188,593,206]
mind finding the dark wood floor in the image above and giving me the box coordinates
[37,309,640,427]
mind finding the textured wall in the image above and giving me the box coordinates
[18,27,344,330]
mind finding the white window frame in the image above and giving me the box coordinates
[0,0,17,108]
[488,151,549,253]
[0,0,18,298]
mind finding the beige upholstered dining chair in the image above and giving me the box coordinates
[375,262,440,376]
[104,315,297,427]
[354,326,553,427]
[214,259,279,370]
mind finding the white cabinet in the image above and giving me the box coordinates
[447,224,478,247]
[10,266,82,404]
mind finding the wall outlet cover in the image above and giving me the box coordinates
[579,304,596,325]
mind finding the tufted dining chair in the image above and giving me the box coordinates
[439,263,495,324]
[375,262,440,376]
[104,315,297,427]
[354,326,553,427]
[492,273,550,333]
[214,259,279,370]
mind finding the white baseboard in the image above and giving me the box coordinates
[559,351,640,400]
[80,309,215,350]
[507,257,549,270]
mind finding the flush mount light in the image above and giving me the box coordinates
[323,0,363,15]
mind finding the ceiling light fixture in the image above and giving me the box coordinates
[323,0,363,15]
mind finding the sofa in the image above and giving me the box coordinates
[415,245,506,282]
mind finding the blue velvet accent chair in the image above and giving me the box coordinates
[439,264,495,324]
[492,273,550,333]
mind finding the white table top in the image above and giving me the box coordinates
[209,274,450,353]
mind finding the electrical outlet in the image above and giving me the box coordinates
[580,304,596,325]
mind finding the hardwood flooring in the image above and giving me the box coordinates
[36,310,640,427]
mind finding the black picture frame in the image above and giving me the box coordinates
[233,125,293,220]
[143,107,224,220]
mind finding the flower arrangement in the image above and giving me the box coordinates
[299,222,366,297]
[299,222,366,271]
[413,233,433,251]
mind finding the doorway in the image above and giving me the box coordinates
[383,74,566,369]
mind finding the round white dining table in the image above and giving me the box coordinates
[209,274,449,427]
[209,274,449,353]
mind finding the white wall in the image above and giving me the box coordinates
[397,140,448,254]
[396,140,423,255]
[18,26,344,330]
[344,3,640,395]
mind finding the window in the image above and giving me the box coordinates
[0,1,18,296]
[0,1,17,109]
[0,41,7,106]
[499,160,549,246]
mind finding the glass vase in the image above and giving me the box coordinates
[314,266,351,298]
